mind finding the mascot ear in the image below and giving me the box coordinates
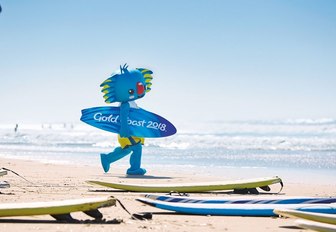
[100,74,118,103]
[100,64,130,103]
[137,68,153,93]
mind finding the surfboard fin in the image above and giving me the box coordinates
[233,188,259,194]
[259,185,271,191]
[83,209,103,220]
[51,213,79,223]
[51,210,104,222]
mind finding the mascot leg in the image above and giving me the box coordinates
[127,143,146,175]
[100,147,132,173]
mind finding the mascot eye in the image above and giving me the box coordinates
[128,89,135,95]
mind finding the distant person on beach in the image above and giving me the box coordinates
[14,124,18,133]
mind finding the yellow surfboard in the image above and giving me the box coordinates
[0,196,116,220]
[274,208,336,225]
[87,176,282,193]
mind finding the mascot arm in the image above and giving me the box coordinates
[119,102,130,138]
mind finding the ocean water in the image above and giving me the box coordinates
[0,119,335,183]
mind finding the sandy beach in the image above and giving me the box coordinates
[2,0,336,231]
[0,157,334,232]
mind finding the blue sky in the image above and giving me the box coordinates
[0,0,336,124]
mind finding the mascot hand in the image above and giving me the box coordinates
[119,127,130,138]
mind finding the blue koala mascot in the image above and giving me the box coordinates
[99,64,153,175]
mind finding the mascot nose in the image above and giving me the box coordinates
[137,82,145,95]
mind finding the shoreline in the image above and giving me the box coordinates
[1,153,336,185]
[0,156,335,231]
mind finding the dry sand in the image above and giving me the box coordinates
[0,157,335,232]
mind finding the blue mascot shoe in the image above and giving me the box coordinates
[126,167,147,175]
[100,147,132,173]
[126,143,146,175]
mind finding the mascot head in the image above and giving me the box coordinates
[100,64,153,103]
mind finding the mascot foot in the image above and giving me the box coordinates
[100,153,111,173]
[126,168,146,175]
[100,148,132,173]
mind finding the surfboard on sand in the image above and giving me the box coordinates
[144,194,336,205]
[295,219,336,232]
[274,208,336,225]
[136,197,336,216]
[87,176,283,193]
[0,196,116,221]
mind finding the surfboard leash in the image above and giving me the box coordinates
[1,167,35,185]
[277,179,284,194]
[115,198,152,221]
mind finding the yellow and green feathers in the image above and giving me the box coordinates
[137,68,153,93]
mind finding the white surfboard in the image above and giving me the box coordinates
[144,194,336,205]
[274,208,336,225]
[296,219,336,232]
[137,197,336,216]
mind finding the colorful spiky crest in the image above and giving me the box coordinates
[136,68,153,93]
[100,64,153,104]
